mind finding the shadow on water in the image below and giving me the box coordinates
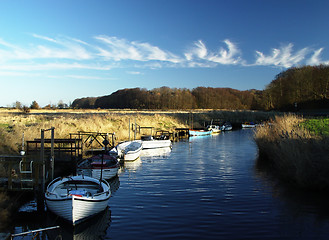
[11,207,111,240]
[254,156,329,221]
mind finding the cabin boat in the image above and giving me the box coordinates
[221,122,233,131]
[77,154,120,180]
[45,175,111,225]
[206,125,221,134]
[141,135,172,149]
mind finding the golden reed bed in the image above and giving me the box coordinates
[254,114,329,190]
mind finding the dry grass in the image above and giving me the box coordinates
[0,109,188,154]
[254,114,329,190]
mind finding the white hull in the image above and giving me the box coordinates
[77,168,118,180]
[241,124,256,128]
[72,195,109,224]
[140,147,172,157]
[124,148,142,161]
[45,176,111,225]
[207,125,221,134]
[142,139,172,149]
[114,140,143,161]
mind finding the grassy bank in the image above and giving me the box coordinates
[0,109,188,154]
[0,108,279,155]
[254,114,329,190]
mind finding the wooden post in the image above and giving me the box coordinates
[128,119,131,141]
[51,127,54,181]
[112,133,115,147]
[8,161,12,190]
[134,118,136,140]
[40,129,45,193]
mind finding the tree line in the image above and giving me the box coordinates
[263,65,329,110]
[70,65,329,111]
[72,87,264,110]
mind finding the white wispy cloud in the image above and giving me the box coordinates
[306,48,329,65]
[0,62,111,71]
[95,35,182,63]
[254,43,310,68]
[127,71,143,75]
[184,39,241,65]
[0,34,328,75]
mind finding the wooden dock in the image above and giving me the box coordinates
[0,128,117,213]
[174,128,190,138]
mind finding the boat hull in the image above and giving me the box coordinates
[241,124,256,128]
[189,129,212,136]
[123,141,143,161]
[142,139,172,149]
[45,176,111,225]
[77,167,119,180]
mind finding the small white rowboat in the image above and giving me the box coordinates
[45,175,111,225]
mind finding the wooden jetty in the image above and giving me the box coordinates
[0,128,115,210]
[174,128,189,138]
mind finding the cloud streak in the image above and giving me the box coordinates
[0,34,327,77]
[184,39,241,65]
[253,43,310,68]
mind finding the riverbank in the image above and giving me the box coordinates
[0,108,279,154]
[254,114,329,190]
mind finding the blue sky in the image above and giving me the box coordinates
[0,0,328,107]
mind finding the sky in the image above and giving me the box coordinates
[0,0,329,107]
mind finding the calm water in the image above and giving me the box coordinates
[10,129,329,239]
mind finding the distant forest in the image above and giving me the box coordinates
[72,65,329,111]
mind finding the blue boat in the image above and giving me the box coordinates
[189,129,212,136]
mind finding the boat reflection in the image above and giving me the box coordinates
[73,208,111,240]
[140,147,171,158]
[46,207,111,240]
[124,157,142,172]
[108,175,120,195]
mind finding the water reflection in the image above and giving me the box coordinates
[124,158,142,172]
[8,129,329,239]
[44,208,111,240]
[255,156,329,222]
[140,147,171,158]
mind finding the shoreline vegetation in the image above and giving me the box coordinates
[0,108,278,154]
[254,114,329,191]
[0,108,278,230]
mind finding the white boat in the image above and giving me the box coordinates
[77,154,120,180]
[111,140,143,161]
[189,129,212,136]
[221,122,233,131]
[141,135,172,149]
[241,122,256,128]
[45,175,111,225]
[140,146,172,158]
[206,125,221,134]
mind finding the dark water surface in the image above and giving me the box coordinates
[10,129,329,239]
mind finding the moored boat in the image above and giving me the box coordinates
[123,140,143,161]
[189,129,212,136]
[45,175,111,225]
[221,122,233,131]
[241,122,256,128]
[110,140,143,161]
[77,154,120,180]
[206,125,221,134]
[141,135,172,149]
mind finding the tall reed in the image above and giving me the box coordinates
[254,114,329,190]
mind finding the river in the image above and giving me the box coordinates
[8,129,329,239]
